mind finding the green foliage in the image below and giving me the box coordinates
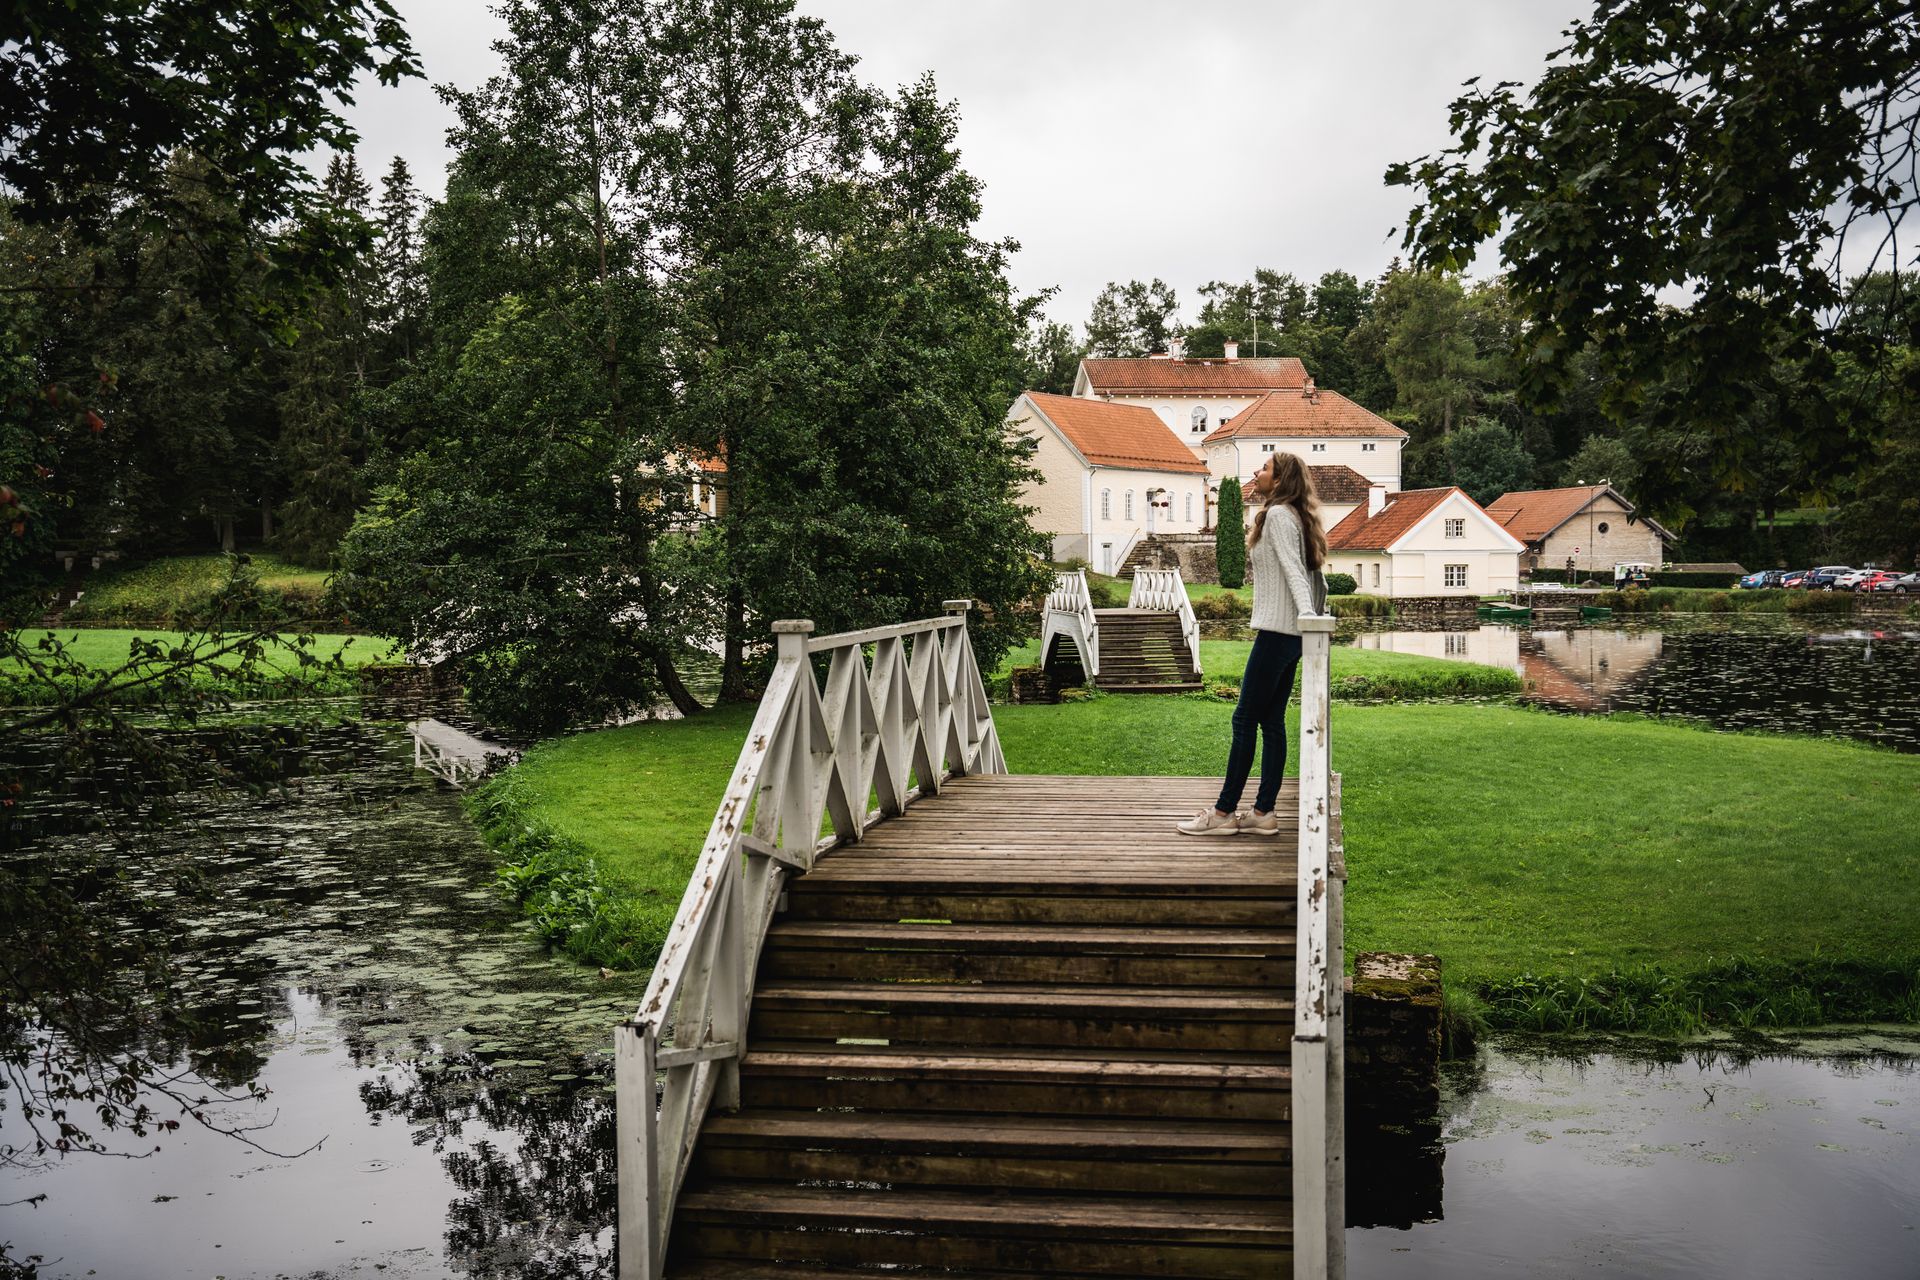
[1330,593,1392,618]
[62,554,333,625]
[1020,318,1085,396]
[1323,572,1358,596]
[1085,278,1180,357]
[1214,483,1246,589]
[1388,0,1918,512]
[1446,417,1533,504]
[1560,434,1640,491]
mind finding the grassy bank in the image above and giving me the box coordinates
[481,686,1920,1034]
[64,553,341,627]
[998,637,1521,701]
[1,628,397,705]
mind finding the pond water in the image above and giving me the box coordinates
[1,725,642,1279]
[1349,1030,1920,1278]
[1344,613,1920,752]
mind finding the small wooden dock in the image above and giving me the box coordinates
[408,718,515,787]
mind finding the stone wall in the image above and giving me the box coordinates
[1389,595,1481,625]
[1127,532,1220,585]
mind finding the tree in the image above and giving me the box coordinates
[1387,0,1920,512]
[1215,481,1246,588]
[1378,269,1483,436]
[1561,435,1640,492]
[1021,317,1085,395]
[1085,278,1180,357]
[375,157,426,364]
[1446,417,1533,505]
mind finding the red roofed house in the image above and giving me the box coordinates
[1485,484,1674,576]
[1203,382,1407,493]
[1073,339,1311,447]
[1325,486,1524,598]
[1007,391,1211,573]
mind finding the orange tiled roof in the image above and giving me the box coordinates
[1241,465,1373,505]
[1203,389,1409,444]
[1018,392,1208,475]
[1324,487,1458,551]
[1080,356,1309,395]
[1484,485,1611,543]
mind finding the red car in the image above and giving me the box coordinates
[1855,570,1898,592]
[1781,570,1809,589]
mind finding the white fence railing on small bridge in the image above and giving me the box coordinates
[614,601,1006,1279]
[1126,566,1204,675]
[1039,568,1100,677]
[409,718,516,787]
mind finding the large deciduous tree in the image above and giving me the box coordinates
[1085,278,1180,357]
[1387,0,1920,513]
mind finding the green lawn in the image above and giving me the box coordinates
[67,553,334,624]
[2,627,398,705]
[482,683,1920,1030]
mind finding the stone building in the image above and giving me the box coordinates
[1486,484,1673,577]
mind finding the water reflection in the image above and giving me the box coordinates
[1344,615,1920,752]
[2,726,638,1278]
[1349,1030,1920,1278]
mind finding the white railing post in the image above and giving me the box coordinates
[1293,612,1341,1280]
[616,1020,661,1280]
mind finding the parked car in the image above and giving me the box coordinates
[1737,569,1788,589]
[1852,570,1897,592]
[1835,568,1884,591]
[1613,562,1655,588]
[1781,570,1810,589]
[1871,571,1920,594]
[1804,566,1855,591]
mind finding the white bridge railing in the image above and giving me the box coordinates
[1294,613,1346,1280]
[1040,568,1100,677]
[1126,566,1204,676]
[615,601,1006,1279]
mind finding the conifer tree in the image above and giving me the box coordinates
[1215,481,1246,589]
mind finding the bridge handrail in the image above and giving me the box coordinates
[1292,613,1346,1279]
[615,601,1006,1279]
[1126,566,1203,675]
[1041,568,1100,676]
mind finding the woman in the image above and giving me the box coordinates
[1178,452,1327,836]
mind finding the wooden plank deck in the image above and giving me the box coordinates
[666,773,1300,1278]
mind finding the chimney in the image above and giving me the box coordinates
[1302,373,1316,400]
[1223,339,1239,361]
[1367,484,1388,518]
[1169,336,1186,361]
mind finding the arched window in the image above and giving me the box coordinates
[1100,488,1111,520]
[1124,490,1134,520]
[1185,492,1194,523]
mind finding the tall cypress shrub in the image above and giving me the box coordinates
[1215,482,1246,588]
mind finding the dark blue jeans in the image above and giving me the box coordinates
[1215,628,1302,815]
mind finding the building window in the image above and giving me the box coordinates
[1311,442,1327,452]
[1100,488,1111,520]
[1371,563,1380,587]
[1261,443,1276,453]
[1597,521,1610,534]
[1185,492,1194,522]
[1446,632,1469,656]
[1362,442,1376,452]
[1191,405,1208,434]
[1444,563,1469,588]
[1445,518,1465,539]
[1125,490,1134,520]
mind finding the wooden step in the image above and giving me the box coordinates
[748,982,1291,1052]
[737,1043,1291,1120]
[781,888,1290,926]
[690,1110,1289,1196]
[760,921,1292,986]
[669,1186,1292,1277]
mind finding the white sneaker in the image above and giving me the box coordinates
[1177,807,1241,837]
[1238,809,1282,836]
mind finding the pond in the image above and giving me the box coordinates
[1349,1030,1920,1278]
[1,724,641,1279]
[1344,613,1920,752]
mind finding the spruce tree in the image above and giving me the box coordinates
[1215,481,1246,588]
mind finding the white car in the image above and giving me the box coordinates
[1835,569,1877,590]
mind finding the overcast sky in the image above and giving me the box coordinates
[338,1,1588,327]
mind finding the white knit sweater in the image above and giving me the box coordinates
[1248,503,1323,634]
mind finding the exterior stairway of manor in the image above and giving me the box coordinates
[663,774,1297,1279]
[1090,607,1202,693]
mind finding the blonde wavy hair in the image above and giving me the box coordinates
[1246,452,1329,571]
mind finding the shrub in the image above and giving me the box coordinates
[1330,593,1392,618]
[1324,571,1357,596]
[1215,484,1246,588]
[1189,592,1251,620]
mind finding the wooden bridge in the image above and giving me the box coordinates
[1041,567,1206,692]
[617,601,1346,1279]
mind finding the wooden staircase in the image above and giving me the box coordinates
[664,774,1297,1278]
[1091,608,1203,693]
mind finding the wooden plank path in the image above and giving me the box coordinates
[665,774,1299,1278]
